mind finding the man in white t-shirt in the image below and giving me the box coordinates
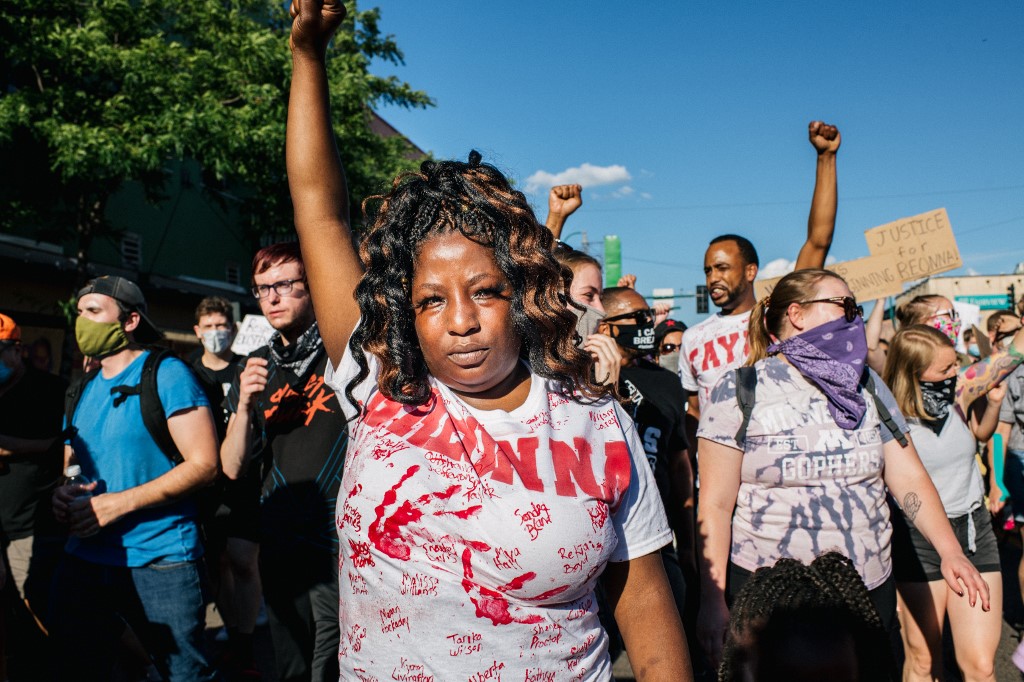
[680,121,842,425]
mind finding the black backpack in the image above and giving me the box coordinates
[64,348,183,465]
[733,365,908,448]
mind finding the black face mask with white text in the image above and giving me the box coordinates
[613,322,656,353]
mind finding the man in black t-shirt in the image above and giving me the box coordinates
[222,244,346,682]
[598,288,695,611]
[189,296,261,678]
[0,313,67,667]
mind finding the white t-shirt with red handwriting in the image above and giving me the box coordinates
[325,345,670,682]
[679,311,750,412]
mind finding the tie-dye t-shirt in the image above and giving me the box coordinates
[325,346,670,682]
[697,356,910,589]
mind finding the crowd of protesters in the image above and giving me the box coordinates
[3,1,1024,681]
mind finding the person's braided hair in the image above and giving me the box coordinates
[719,552,894,681]
[345,151,612,412]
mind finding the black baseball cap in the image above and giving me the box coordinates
[654,319,687,346]
[77,276,163,344]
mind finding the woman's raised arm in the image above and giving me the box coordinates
[287,0,364,365]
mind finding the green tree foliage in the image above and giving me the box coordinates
[0,0,432,270]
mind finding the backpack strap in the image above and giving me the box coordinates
[110,348,183,465]
[64,366,100,442]
[734,366,758,447]
[863,371,909,447]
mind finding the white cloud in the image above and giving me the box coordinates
[610,186,635,199]
[525,163,632,194]
[756,258,795,280]
[640,192,653,200]
[758,254,838,280]
[965,267,980,276]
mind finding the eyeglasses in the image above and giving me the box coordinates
[659,343,681,354]
[251,278,306,299]
[928,308,960,322]
[604,309,655,326]
[799,296,863,323]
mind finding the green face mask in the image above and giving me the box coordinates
[75,316,130,357]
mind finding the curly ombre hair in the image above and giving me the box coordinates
[345,151,610,410]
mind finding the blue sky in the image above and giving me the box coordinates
[365,1,1024,326]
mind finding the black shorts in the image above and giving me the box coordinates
[891,505,1000,582]
[200,468,262,547]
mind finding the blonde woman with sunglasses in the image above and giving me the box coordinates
[695,269,988,674]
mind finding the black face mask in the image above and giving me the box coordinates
[612,322,656,352]
[919,376,956,435]
[605,308,657,353]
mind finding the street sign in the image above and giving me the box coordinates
[954,294,1013,311]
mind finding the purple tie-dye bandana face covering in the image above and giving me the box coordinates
[767,315,869,429]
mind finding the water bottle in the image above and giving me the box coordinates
[64,464,92,493]
[64,464,96,537]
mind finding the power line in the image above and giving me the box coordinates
[583,183,1024,214]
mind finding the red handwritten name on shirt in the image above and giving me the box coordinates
[360,390,631,502]
[687,331,750,372]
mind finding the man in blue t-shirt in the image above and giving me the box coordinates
[50,276,220,682]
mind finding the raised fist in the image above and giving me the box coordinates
[808,121,841,155]
[289,0,347,55]
[548,184,583,220]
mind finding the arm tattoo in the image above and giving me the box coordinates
[903,492,922,522]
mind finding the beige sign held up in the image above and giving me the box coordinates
[864,208,961,282]
[827,253,904,301]
[753,276,782,302]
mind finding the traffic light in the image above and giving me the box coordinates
[1010,284,1018,312]
[696,285,709,314]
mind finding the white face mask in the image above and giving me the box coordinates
[201,329,232,354]
[658,351,680,372]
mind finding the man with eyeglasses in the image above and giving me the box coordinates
[598,288,695,640]
[221,242,345,682]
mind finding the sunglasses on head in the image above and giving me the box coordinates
[659,343,681,354]
[800,296,863,323]
[604,309,655,326]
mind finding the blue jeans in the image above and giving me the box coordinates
[49,553,216,682]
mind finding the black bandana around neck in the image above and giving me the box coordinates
[269,320,323,377]
[919,376,955,435]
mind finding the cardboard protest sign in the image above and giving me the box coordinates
[864,208,961,282]
[230,314,275,356]
[973,324,992,359]
[827,253,903,300]
[753,276,782,302]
